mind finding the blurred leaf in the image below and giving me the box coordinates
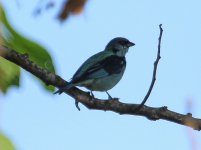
[58,0,87,22]
[0,58,20,93]
[0,132,16,150]
[0,4,55,93]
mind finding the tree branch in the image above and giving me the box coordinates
[134,24,162,111]
[0,26,201,131]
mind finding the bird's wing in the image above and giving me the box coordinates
[71,51,113,83]
[71,51,126,84]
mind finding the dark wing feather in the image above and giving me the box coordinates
[71,51,113,83]
[72,53,126,84]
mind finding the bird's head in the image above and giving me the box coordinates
[105,37,135,57]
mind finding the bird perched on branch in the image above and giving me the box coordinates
[54,37,135,99]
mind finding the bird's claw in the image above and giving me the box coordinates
[87,91,95,101]
[112,97,119,101]
[108,95,113,99]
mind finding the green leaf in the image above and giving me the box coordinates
[0,57,20,93]
[0,132,16,150]
[0,4,56,93]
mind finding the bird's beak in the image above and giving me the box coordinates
[127,41,135,47]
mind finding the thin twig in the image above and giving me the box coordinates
[134,24,163,112]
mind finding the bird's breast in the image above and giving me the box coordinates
[100,55,126,75]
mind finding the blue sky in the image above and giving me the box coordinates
[0,0,201,150]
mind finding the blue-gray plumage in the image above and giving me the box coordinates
[54,37,135,98]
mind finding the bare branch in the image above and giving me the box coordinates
[0,44,201,131]
[134,24,163,112]
[0,24,201,131]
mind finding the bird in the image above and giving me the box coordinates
[54,37,135,99]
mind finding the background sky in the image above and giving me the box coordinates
[0,0,201,150]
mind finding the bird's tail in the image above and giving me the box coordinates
[54,83,74,95]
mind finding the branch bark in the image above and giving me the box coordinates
[0,26,201,131]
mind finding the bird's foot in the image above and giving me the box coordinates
[106,91,114,100]
[110,97,119,101]
[87,91,95,101]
